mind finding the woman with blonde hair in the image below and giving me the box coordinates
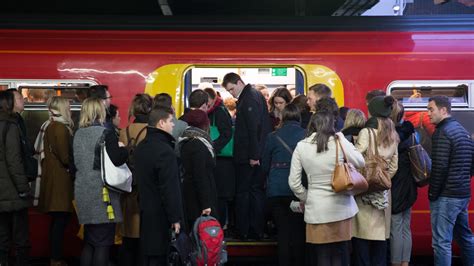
[35,96,74,266]
[352,96,399,266]
[342,109,366,144]
[74,98,128,266]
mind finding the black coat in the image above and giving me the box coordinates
[208,99,235,199]
[429,117,474,201]
[300,110,312,130]
[233,84,272,164]
[134,127,184,256]
[0,112,30,212]
[180,138,219,229]
[391,121,418,214]
[208,99,233,154]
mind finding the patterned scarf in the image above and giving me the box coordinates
[178,126,215,159]
[32,110,72,206]
[361,190,389,210]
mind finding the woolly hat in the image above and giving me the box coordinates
[181,109,210,130]
[368,96,394,118]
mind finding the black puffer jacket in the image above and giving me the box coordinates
[391,121,418,214]
[0,112,31,212]
[429,117,474,201]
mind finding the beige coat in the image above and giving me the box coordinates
[352,128,398,240]
[118,123,147,238]
[289,132,365,225]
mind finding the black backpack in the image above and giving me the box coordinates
[125,126,147,173]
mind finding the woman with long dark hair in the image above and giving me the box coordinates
[289,111,365,265]
[268,87,293,130]
[262,103,306,266]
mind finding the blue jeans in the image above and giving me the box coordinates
[430,197,474,266]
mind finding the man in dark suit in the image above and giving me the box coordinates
[222,73,271,239]
[134,106,183,266]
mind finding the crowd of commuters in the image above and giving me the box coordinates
[0,72,473,266]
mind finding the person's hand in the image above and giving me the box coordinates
[172,222,181,234]
[202,208,211,215]
[250,159,260,167]
[299,201,305,213]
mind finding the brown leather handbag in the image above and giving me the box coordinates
[362,128,391,192]
[332,136,369,195]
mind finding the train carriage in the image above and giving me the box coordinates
[0,16,473,259]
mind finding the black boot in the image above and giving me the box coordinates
[0,251,8,266]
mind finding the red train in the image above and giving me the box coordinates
[0,16,473,258]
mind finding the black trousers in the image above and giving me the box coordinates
[352,237,387,266]
[0,209,30,266]
[235,164,265,236]
[119,237,141,266]
[269,196,305,266]
[307,241,350,266]
[49,212,71,260]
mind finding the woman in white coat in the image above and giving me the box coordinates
[289,111,365,265]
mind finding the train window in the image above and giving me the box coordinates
[388,81,473,109]
[184,67,303,108]
[0,79,97,142]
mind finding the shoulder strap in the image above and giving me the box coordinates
[2,121,11,175]
[367,128,378,157]
[135,126,147,144]
[126,126,132,145]
[335,135,349,163]
[275,134,293,155]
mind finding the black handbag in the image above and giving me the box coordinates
[168,230,193,266]
[408,133,431,187]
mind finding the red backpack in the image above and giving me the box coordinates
[191,215,226,266]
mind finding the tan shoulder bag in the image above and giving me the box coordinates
[332,136,369,195]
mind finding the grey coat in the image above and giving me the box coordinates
[73,126,124,225]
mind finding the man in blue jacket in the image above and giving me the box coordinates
[222,73,271,240]
[427,95,474,266]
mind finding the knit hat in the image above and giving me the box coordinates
[181,109,210,130]
[368,96,394,118]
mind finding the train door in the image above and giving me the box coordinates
[144,64,345,116]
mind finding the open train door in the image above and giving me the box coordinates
[144,64,345,116]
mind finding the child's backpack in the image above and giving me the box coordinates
[191,215,227,266]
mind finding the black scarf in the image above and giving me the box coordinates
[365,117,378,129]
